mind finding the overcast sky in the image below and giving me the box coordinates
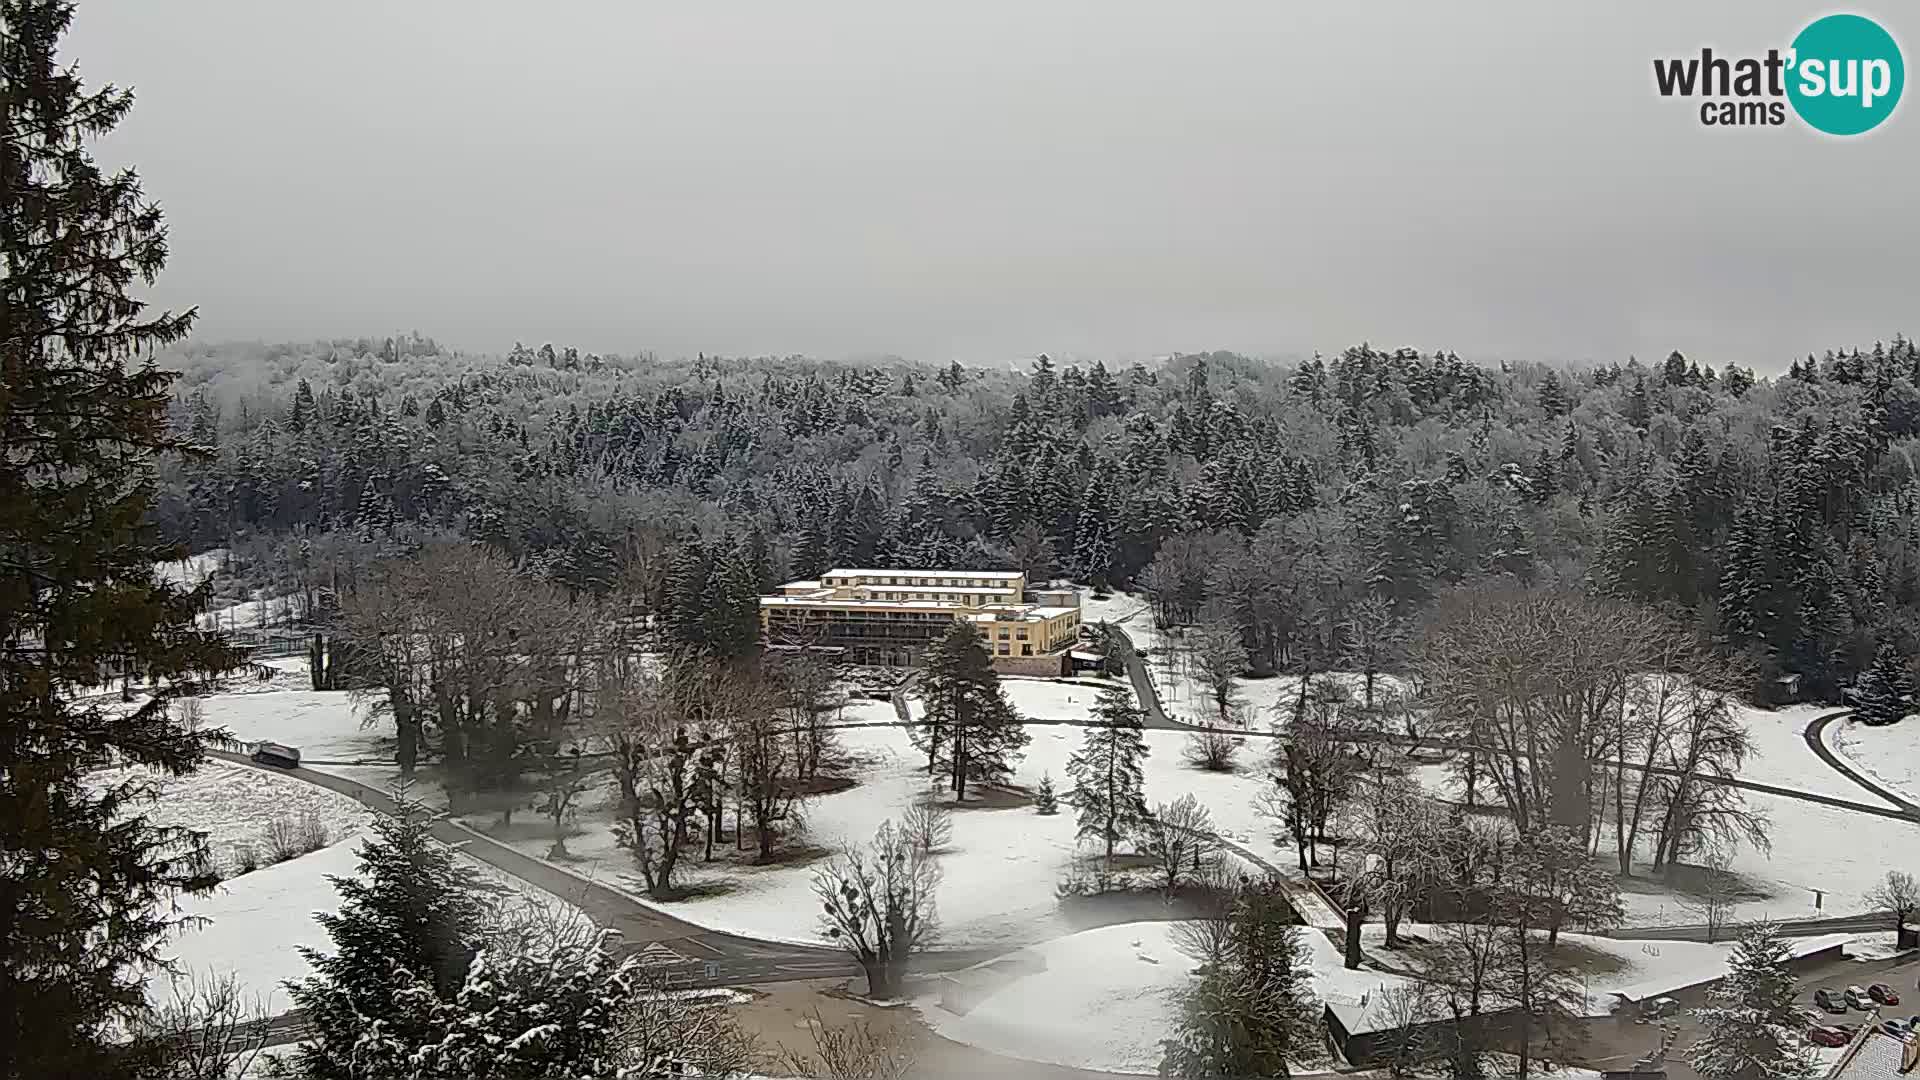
[69,2,1917,372]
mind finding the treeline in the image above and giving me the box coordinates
[157,336,1920,697]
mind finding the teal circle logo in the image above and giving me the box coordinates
[1787,14,1904,135]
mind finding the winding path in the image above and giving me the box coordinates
[1802,710,1920,815]
[213,621,1916,1047]
[1103,619,1920,823]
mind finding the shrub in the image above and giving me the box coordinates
[900,802,953,854]
[230,842,260,876]
[294,811,331,854]
[1184,730,1240,772]
[264,811,329,863]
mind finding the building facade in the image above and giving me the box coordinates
[760,568,1081,675]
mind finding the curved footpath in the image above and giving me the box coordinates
[1107,623,1920,823]
[209,750,1000,988]
[213,631,1915,1049]
[1803,711,1920,815]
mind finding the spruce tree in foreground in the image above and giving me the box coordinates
[286,795,493,1079]
[1066,683,1152,864]
[1,2,245,1074]
[1685,921,1814,1080]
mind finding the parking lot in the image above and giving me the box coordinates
[1579,948,1920,1080]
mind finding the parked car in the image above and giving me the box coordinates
[1808,1025,1851,1048]
[1800,1009,1826,1029]
[250,741,301,768]
[1814,988,1849,1013]
[1868,983,1901,1006]
[1642,997,1680,1020]
[1845,986,1875,1011]
[1882,1019,1913,1038]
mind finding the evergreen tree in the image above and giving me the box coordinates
[1,4,247,1074]
[1066,684,1152,863]
[1685,922,1814,1080]
[1034,772,1060,815]
[287,796,493,1080]
[912,621,1029,801]
[1624,375,1652,429]
[1853,643,1914,725]
[1536,369,1569,416]
[792,521,831,580]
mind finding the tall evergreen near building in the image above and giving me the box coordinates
[286,800,493,1080]
[1685,921,1814,1080]
[912,621,1029,801]
[0,4,246,1075]
[1066,683,1152,863]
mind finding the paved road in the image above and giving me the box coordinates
[209,750,1004,993]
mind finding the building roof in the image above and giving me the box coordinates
[1828,1026,1920,1080]
[823,568,1025,581]
[861,584,1019,595]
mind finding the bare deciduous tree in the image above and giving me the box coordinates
[130,971,270,1080]
[1171,857,1244,971]
[814,819,942,999]
[599,658,717,897]
[778,1009,919,1080]
[1183,728,1240,772]
[1191,612,1249,726]
[1864,869,1920,938]
[1339,769,1442,948]
[1690,845,1740,943]
[1140,794,1219,894]
[173,696,205,733]
[900,801,953,854]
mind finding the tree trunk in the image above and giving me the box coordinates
[1344,907,1363,970]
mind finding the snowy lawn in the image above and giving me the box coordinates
[504,687,1286,949]
[195,688,391,764]
[157,836,584,1016]
[913,918,1784,1076]
[1831,716,1920,805]
[915,921,1192,1074]
[93,760,375,878]
[1732,703,1896,804]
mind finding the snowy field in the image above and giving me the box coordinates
[915,918,1817,1075]
[154,549,229,591]
[195,687,391,763]
[1831,716,1920,805]
[92,759,375,878]
[157,836,585,1016]
[504,681,1285,949]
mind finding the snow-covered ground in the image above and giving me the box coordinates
[915,917,1802,1076]
[154,549,229,591]
[506,684,1284,949]
[157,837,363,1014]
[916,921,1192,1074]
[1733,703,1896,804]
[158,835,585,1015]
[1831,716,1920,805]
[93,760,375,878]
[195,687,390,764]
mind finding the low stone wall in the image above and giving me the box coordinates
[991,652,1069,678]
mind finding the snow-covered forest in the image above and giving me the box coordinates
[157,335,1920,700]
